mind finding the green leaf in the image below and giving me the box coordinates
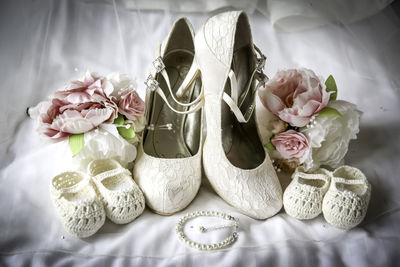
[114,114,125,125]
[264,141,276,151]
[318,107,341,117]
[69,133,84,157]
[325,75,337,100]
[117,125,136,139]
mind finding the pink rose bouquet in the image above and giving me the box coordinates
[30,71,146,161]
[30,72,118,142]
[258,68,360,172]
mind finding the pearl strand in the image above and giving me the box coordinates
[305,115,317,129]
[176,211,239,251]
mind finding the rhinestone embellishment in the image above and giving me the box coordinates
[144,74,158,92]
[256,55,266,72]
[152,57,165,73]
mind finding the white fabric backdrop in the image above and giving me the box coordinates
[1,0,400,266]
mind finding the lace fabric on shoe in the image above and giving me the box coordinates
[198,11,283,219]
[133,18,203,215]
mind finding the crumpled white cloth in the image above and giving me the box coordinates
[1,0,400,266]
[109,0,393,31]
[266,0,393,32]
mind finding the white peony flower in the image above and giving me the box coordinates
[71,124,137,170]
[302,100,361,170]
[106,72,138,99]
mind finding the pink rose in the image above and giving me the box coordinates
[271,130,309,159]
[118,90,145,120]
[30,72,118,142]
[259,68,330,127]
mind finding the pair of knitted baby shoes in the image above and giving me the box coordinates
[50,159,145,238]
[283,165,371,230]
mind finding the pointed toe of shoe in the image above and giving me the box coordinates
[204,151,283,220]
[134,153,201,215]
[244,191,283,220]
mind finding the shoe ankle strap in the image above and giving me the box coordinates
[93,168,131,183]
[144,55,204,116]
[222,44,268,123]
[333,177,368,185]
[293,170,331,183]
[51,172,91,198]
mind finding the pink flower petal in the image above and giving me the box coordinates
[52,109,94,133]
[118,90,145,121]
[299,99,321,117]
[259,90,286,114]
[258,68,329,127]
[101,78,114,96]
[84,108,114,127]
[272,130,309,159]
[32,71,119,142]
[278,109,310,127]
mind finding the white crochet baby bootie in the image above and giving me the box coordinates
[88,159,145,224]
[322,166,371,230]
[50,171,105,238]
[283,167,331,220]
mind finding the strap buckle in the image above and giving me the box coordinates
[153,56,165,73]
[254,45,266,73]
[256,56,266,72]
[253,45,269,86]
[144,74,158,92]
[144,57,165,92]
[256,71,269,86]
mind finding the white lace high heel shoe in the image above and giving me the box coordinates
[133,18,204,215]
[195,11,282,219]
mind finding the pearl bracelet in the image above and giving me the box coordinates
[176,210,239,251]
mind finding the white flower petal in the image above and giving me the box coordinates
[301,100,361,170]
[72,125,137,169]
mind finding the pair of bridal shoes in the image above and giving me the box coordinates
[133,11,282,219]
